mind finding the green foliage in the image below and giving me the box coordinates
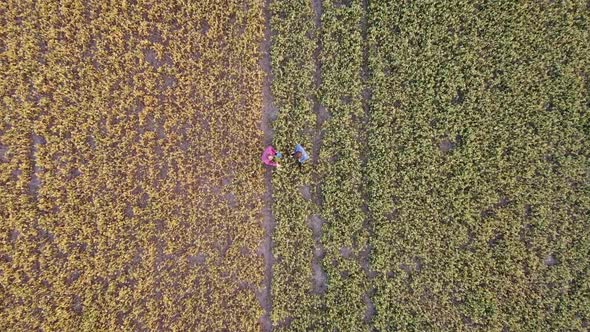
[367,1,590,330]
[317,0,370,330]
[269,0,319,330]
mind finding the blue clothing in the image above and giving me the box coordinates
[294,144,309,163]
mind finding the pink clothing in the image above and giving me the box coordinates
[261,146,278,167]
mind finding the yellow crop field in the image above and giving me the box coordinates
[3,0,589,331]
[0,0,266,330]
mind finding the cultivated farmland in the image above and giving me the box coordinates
[366,2,590,331]
[1,0,589,331]
[1,1,266,330]
[269,0,590,331]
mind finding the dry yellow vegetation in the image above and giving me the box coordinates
[0,0,266,330]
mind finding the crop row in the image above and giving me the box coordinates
[316,0,370,330]
[268,0,320,330]
[366,1,590,330]
[1,1,266,330]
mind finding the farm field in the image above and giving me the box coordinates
[1,0,589,331]
[1,1,266,330]
[365,2,590,331]
[269,0,590,331]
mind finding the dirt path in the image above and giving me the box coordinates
[258,0,277,330]
[310,0,329,304]
[310,0,328,172]
[29,133,45,198]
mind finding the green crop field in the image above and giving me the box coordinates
[1,0,589,331]
[366,2,589,330]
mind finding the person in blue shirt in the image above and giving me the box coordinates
[292,144,309,167]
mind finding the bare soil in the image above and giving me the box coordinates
[310,0,329,302]
[0,144,9,162]
[308,214,327,294]
[258,0,277,330]
[311,0,328,170]
[544,254,558,266]
[29,133,45,197]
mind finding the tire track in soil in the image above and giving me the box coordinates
[310,0,328,304]
[359,0,376,327]
[259,0,277,330]
[29,133,45,199]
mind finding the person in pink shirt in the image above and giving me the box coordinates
[261,146,281,168]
